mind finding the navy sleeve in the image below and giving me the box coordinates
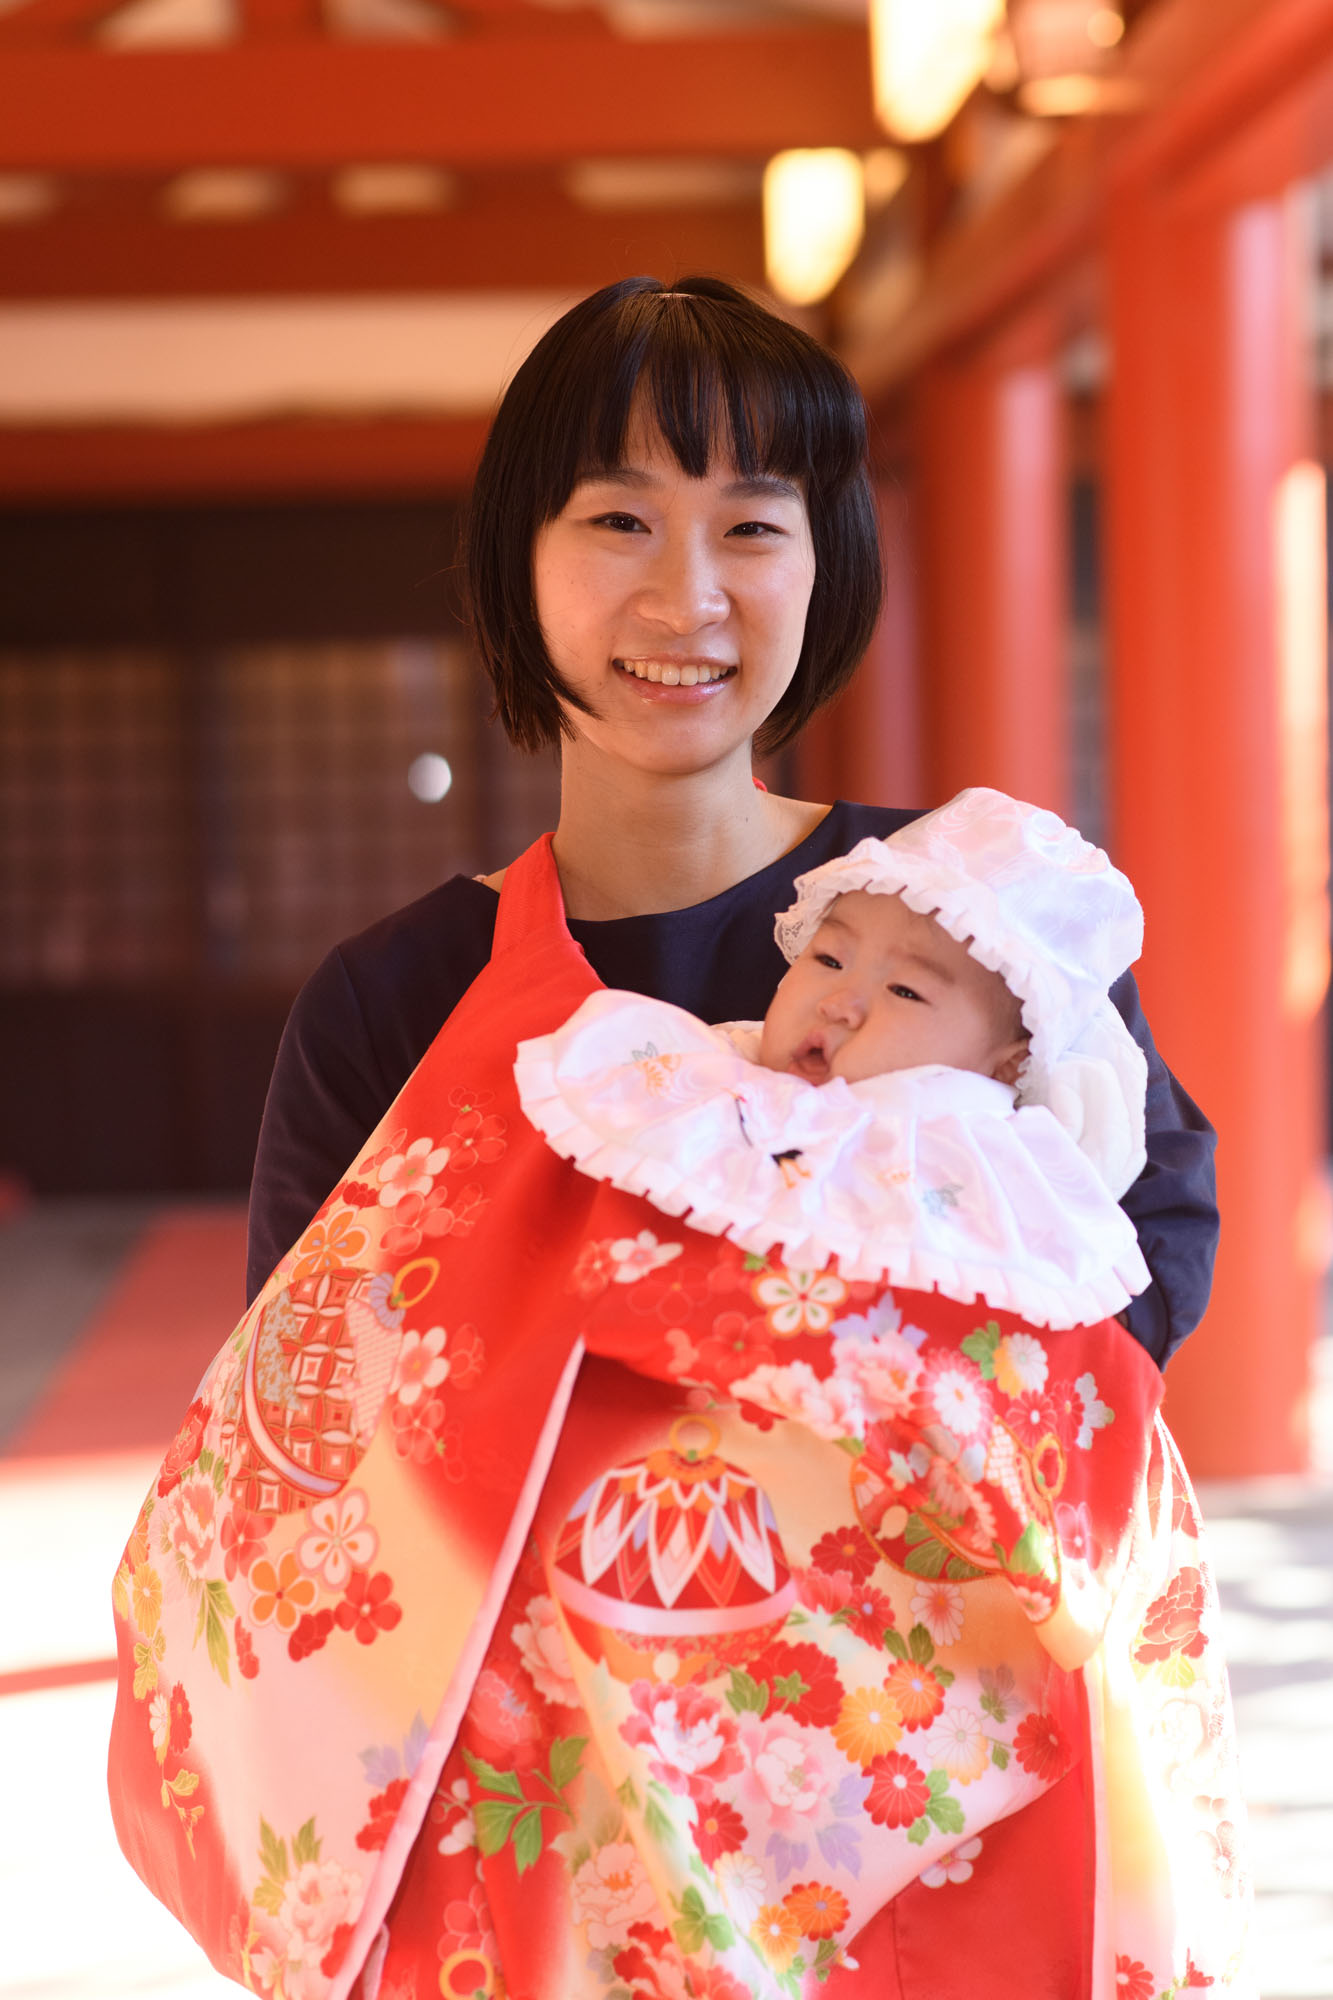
[245,946,395,1304]
[1110,970,1219,1367]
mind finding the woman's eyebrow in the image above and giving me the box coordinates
[722,475,802,502]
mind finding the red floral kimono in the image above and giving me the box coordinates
[107,836,1253,2000]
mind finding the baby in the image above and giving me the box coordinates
[518,785,1151,1330]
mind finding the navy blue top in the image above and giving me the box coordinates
[246,801,1218,1366]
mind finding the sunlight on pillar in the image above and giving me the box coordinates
[1274,460,1330,1021]
[869,0,1004,142]
[763,150,865,306]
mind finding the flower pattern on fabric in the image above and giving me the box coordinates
[108,936,1252,2000]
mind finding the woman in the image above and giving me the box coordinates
[111,278,1239,2000]
[247,275,1216,1367]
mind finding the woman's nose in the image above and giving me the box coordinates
[636,535,728,632]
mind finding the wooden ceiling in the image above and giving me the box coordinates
[0,0,877,301]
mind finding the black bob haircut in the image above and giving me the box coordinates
[463,275,884,756]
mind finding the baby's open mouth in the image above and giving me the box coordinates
[789,1034,832,1083]
[613,658,736,686]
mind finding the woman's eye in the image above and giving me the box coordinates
[889,983,924,1004]
[726,519,781,539]
[592,512,646,533]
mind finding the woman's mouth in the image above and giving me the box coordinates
[613,657,736,688]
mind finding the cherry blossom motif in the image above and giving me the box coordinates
[692,1313,777,1388]
[443,1092,507,1172]
[381,1182,485,1259]
[924,1705,990,1785]
[376,1135,452,1209]
[390,1398,463,1477]
[511,1594,580,1708]
[162,1475,218,1579]
[752,1267,847,1336]
[1070,1371,1113,1449]
[992,1332,1049,1398]
[909,1579,965,1648]
[233,1618,259,1680]
[296,1488,378,1591]
[220,1508,273,1583]
[623,1682,743,1801]
[1054,1498,1101,1568]
[335,1569,402,1645]
[568,1238,618,1298]
[570,1840,659,1949]
[290,1209,368,1282]
[919,1834,983,1887]
[431,1773,476,1856]
[392,1325,451,1407]
[249,1551,318,1632]
[1195,1813,1245,1897]
[608,1230,684,1284]
[355,1777,409,1851]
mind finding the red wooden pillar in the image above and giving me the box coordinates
[917,307,1068,815]
[1106,177,1327,1474]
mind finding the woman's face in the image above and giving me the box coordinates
[531,410,817,776]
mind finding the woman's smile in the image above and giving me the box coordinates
[532,410,815,774]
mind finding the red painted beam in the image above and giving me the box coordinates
[0,29,880,171]
[0,414,491,498]
[0,190,765,298]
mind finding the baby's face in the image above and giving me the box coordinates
[759,889,1028,1088]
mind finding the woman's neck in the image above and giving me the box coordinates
[549,745,830,921]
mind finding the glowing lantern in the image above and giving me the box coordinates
[763,149,865,307]
[869,0,1006,143]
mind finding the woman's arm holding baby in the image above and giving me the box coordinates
[1111,969,1218,1367]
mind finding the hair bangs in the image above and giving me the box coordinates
[564,288,862,503]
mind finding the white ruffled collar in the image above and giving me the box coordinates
[515,991,1150,1331]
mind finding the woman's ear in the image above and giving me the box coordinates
[990,1040,1030,1089]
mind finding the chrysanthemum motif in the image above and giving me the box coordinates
[920,1352,992,1451]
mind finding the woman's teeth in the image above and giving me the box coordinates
[616,659,731,686]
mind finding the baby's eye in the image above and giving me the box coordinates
[889,983,924,1003]
[814,951,843,970]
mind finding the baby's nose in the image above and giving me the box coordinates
[819,987,867,1027]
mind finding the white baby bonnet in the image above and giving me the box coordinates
[775,787,1149,1199]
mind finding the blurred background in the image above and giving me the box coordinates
[0,0,1330,1992]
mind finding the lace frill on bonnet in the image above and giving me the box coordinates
[515,990,1151,1333]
